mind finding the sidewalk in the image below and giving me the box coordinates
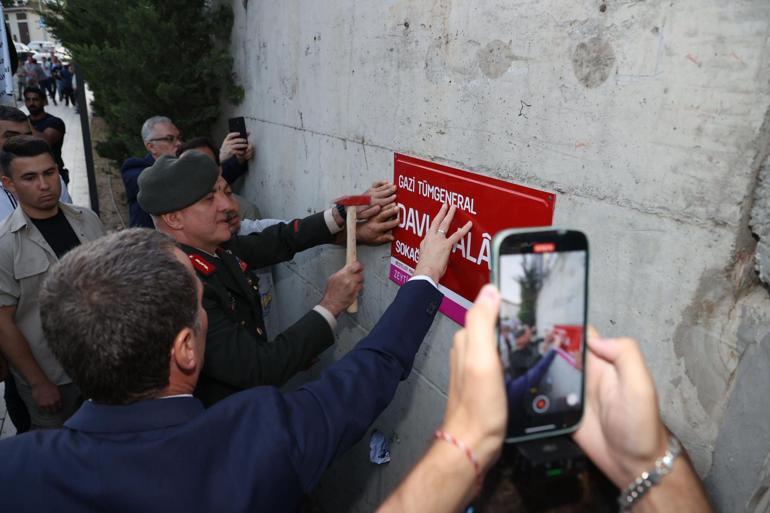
[47,91,94,208]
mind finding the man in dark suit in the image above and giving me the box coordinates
[137,151,398,406]
[0,205,470,512]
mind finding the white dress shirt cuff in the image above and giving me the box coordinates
[407,275,439,289]
[323,208,344,235]
[313,304,338,331]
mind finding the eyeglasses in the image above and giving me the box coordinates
[150,135,183,144]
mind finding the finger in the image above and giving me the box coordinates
[430,203,449,234]
[446,332,463,412]
[347,261,364,273]
[357,204,381,220]
[379,217,401,231]
[372,193,397,206]
[447,220,472,246]
[464,285,501,356]
[438,205,457,235]
[588,336,654,395]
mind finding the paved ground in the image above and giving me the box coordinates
[0,91,94,440]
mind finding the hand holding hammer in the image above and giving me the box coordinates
[334,195,371,313]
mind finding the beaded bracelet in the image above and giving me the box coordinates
[434,430,483,492]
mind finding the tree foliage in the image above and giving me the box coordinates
[42,0,243,162]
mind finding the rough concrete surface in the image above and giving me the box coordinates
[222,0,770,511]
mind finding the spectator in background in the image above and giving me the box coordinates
[121,116,254,228]
[38,57,57,106]
[0,137,105,430]
[51,57,65,104]
[24,86,69,184]
[22,56,43,88]
[58,64,76,108]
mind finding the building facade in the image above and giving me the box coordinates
[3,0,51,45]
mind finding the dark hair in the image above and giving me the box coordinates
[0,106,30,123]
[23,86,44,100]
[177,136,219,164]
[0,135,54,177]
[39,229,200,404]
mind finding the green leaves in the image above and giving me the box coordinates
[42,0,244,163]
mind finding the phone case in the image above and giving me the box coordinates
[491,227,589,444]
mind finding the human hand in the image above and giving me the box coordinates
[31,378,62,413]
[413,204,472,283]
[357,181,397,220]
[441,285,506,472]
[319,262,365,317]
[572,327,668,488]
[219,132,250,163]
[356,202,400,246]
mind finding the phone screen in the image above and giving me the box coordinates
[496,230,588,442]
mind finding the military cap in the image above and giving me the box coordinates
[138,151,219,215]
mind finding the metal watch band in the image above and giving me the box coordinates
[619,434,682,512]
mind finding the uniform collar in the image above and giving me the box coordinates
[65,396,205,433]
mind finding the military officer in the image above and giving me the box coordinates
[137,151,395,405]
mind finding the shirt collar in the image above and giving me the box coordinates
[65,396,204,433]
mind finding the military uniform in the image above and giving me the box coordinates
[183,211,337,406]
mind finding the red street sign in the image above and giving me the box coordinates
[389,153,556,325]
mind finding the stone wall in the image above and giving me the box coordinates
[222,1,770,511]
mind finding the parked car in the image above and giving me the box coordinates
[13,42,30,54]
[27,40,56,54]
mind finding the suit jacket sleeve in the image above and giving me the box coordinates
[202,286,335,388]
[281,280,443,491]
[233,211,334,268]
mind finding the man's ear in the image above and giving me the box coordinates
[1,174,14,194]
[170,326,199,374]
[145,141,154,155]
[161,211,184,231]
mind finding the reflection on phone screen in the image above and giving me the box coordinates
[499,249,586,440]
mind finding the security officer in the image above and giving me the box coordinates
[137,151,364,406]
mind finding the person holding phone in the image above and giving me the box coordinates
[376,286,713,513]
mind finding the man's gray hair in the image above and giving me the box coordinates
[39,228,200,405]
[141,115,174,142]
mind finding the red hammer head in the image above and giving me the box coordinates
[334,194,371,207]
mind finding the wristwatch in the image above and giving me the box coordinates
[619,435,682,512]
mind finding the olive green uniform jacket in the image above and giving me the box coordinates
[183,211,335,406]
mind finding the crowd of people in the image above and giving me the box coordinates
[15,54,78,110]
[0,71,714,513]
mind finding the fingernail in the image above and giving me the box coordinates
[479,284,498,302]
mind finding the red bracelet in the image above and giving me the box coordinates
[434,430,483,492]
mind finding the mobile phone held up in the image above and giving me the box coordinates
[491,228,589,443]
[228,116,247,139]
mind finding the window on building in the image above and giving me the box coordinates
[16,13,27,21]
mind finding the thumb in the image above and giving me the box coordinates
[588,336,654,393]
[464,285,501,354]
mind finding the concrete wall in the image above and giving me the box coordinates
[222,1,770,511]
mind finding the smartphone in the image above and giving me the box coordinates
[228,116,247,139]
[491,228,588,443]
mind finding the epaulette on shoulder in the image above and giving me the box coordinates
[188,253,215,276]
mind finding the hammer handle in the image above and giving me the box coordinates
[346,206,358,313]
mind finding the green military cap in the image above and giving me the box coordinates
[138,151,219,215]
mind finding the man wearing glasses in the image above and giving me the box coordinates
[121,116,252,228]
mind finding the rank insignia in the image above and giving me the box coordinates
[189,254,215,276]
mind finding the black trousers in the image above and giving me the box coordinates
[3,373,31,434]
